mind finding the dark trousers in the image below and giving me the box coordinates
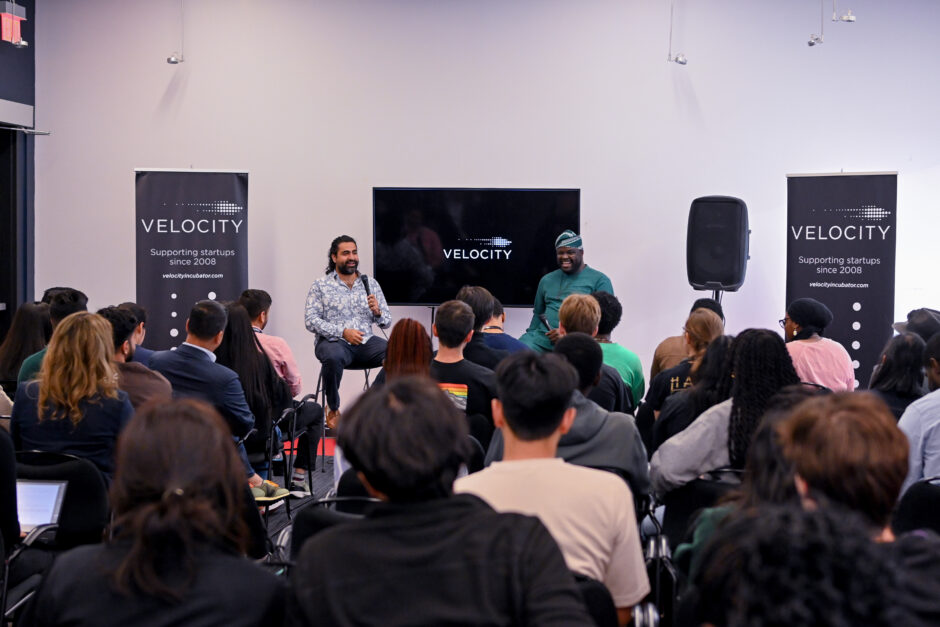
[315,335,387,410]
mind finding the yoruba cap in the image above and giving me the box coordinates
[555,230,583,249]
[893,308,940,342]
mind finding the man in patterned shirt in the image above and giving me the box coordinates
[305,235,392,428]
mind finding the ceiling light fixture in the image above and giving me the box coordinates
[666,1,688,66]
[808,0,825,47]
[167,0,185,64]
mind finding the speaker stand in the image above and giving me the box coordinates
[711,289,724,304]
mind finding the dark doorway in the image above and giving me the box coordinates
[0,128,34,340]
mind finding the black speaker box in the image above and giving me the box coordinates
[686,196,749,291]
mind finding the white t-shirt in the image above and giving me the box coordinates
[455,457,650,608]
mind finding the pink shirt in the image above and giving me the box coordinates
[786,337,856,391]
[254,328,303,396]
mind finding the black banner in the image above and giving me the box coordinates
[135,170,248,350]
[786,173,897,389]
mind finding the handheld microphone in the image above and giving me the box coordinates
[538,314,553,333]
[360,274,372,297]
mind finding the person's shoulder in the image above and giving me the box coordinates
[582,265,612,283]
[901,389,940,423]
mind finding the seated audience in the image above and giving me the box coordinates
[0,301,51,398]
[455,285,511,369]
[869,332,926,420]
[651,334,733,455]
[18,288,87,383]
[97,306,172,409]
[238,288,303,396]
[456,351,649,625]
[480,298,530,354]
[149,300,286,501]
[11,311,133,480]
[429,300,498,449]
[893,307,940,342]
[287,376,593,626]
[592,291,644,407]
[558,294,632,413]
[117,302,156,367]
[373,318,433,385]
[687,506,914,627]
[782,297,855,391]
[22,399,285,626]
[898,332,940,493]
[650,329,799,497]
[650,297,723,380]
[779,392,940,624]
[485,332,650,500]
[645,307,724,417]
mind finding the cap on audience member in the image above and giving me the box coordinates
[337,376,472,502]
[893,308,940,343]
[554,229,582,249]
[778,392,908,531]
[786,298,833,336]
[691,297,724,323]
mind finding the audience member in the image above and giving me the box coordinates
[592,291,644,407]
[869,332,927,420]
[649,297,723,380]
[215,303,294,478]
[117,302,156,367]
[0,301,51,398]
[480,298,529,354]
[558,293,632,413]
[782,297,855,391]
[429,300,498,449]
[18,288,87,383]
[651,334,734,455]
[22,399,285,626]
[687,506,912,627]
[485,333,650,500]
[149,300,286,501]
[287,376,593,626]
[645,307,724,417]
[779,391,940,625]
[238,288,303,396]
[520,229,613,353]
[374,318,433,385]
[893,307,940,343]
[650,329,799,497]
[10,311,133,480]
[897,331,940,493]
[456,285,510,369]
[456,351,649,625]
[97,306,172,409]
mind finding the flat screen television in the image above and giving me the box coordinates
[373,187,580,306]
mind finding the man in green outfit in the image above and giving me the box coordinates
[519,230,613,353]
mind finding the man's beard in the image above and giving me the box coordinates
[337,261,358,275]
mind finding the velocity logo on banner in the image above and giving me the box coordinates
[786,172,897,389]
[135,170,248,350]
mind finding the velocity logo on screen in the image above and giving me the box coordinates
[443,236,513,260]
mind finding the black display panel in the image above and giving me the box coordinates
[373,188,579,307]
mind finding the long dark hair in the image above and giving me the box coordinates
[214,304,289,436]
[325,235,356,274]
[0,302,52,380]
[109,400,249,601]
[384,319,433,379]
[869,333,926,397]
[686,335,734,419]
[727,329,800,468]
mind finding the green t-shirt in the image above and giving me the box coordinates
[599,342,645,407]
[17,347,47,384]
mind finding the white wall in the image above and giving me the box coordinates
[34,0,940,401]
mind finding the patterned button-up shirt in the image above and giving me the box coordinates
[304,272,392,344]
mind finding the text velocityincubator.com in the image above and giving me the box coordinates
[162,273,224,279]
[808,281,869,289]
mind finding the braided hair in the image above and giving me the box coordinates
[726,329,800,468]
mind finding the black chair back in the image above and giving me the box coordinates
[893,475,940,535]
[15,451,109,549]
[290,496,380,559]
[466,435,485,474]
[574,574,618,627]
[661,470,741,549]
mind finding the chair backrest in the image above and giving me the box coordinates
[0,428,18,554]
[574,574,618,627]
[290,497,379,559]
[661,471,741,549]
[15,451,109,549]
[466,435,485,474]
[893,475,940,535]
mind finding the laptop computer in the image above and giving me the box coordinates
[17,479,68,533]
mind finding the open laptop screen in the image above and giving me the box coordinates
[17,480,67,533]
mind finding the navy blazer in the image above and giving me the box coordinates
[130,345,155,368]
[149,344,254,438]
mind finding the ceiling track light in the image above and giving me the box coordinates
[808,0,825,47]
[666,0,688,66]
[167,0,185,64]
[831,0,856,23]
